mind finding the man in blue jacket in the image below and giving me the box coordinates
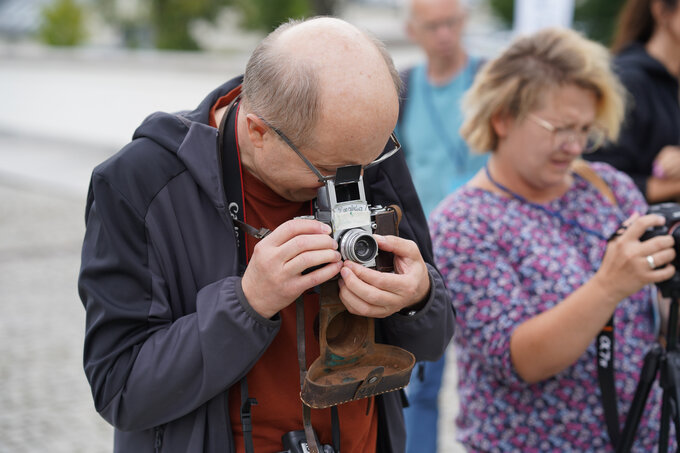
[78,17,454,453]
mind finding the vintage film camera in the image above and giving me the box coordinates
[304,164,400,272]
[641,202,680,297]
[299,164,414,409]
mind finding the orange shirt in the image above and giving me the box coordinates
[210,95,378,452]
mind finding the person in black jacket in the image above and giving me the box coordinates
[78,17,455,453]
[585,0,680,202]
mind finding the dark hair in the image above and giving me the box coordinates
[611,0,678,53]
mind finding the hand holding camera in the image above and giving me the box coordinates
[298,163,430,318]
[595,212,676,303]
[338,234,430,318]
[241,218,344,319]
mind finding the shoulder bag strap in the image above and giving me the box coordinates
[571,158,617,206]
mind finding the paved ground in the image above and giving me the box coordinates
[0,20,488,449]
[0,184,113,453]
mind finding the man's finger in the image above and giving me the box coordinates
[266,218,332,246]
[338,275,397,318]
[342,260,397,291]
[278,233,338,263]
[285,249,342,275]
[374,234,417,258]
[297,261,343,291]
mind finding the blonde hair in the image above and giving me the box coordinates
[460,27,626,153]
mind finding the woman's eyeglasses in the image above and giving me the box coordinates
[529,114,606,154]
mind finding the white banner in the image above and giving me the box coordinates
[513,0,575,35]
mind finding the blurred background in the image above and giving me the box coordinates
[0,0,627,451]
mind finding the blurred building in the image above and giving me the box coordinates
[0,0,50,40]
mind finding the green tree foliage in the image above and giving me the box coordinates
[233,0,312,32]
[486,0,627,46]
[151,0,229,50]
[96,0,340,50]
[488,0,513,27]
[573,0,626,45]
[39,0,87,46]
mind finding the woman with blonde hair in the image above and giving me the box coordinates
[430,27,676,451]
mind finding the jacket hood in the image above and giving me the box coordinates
[616,42,677,82]
[129,78,243,210]
[131,79,242,155]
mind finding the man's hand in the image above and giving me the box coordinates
[241,219,343,319]
[337,234,430,318]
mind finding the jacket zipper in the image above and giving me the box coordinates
[154,425,165,452]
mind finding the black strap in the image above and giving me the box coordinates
[597,315,620,447]
[218,94,249,276]
[233,218,271,240]
[240,377,258,453]
[296,297,307,390]
[296,297,321,453]
[217,93,263,453]
[218,92,261,453]
[331,406,341,453]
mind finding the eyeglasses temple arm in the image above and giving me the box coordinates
[364,133,402,170]
[261,119,328,183]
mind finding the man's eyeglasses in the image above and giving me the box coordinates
[419,16,464,34]
[529,114,606,154]
[259,117,401,182]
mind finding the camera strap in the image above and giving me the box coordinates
[296,296,321,453]
[597,316,620,447]
[297,296,342,453]
[215,91,266,453]
[240,376,258,453]
[573,159,622,448]
[217,89,250,277]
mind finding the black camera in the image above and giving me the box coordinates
[276,430,335,453]
[301,164,400,272]
[641,202,680,297]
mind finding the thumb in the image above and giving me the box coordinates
[374,234,414,259]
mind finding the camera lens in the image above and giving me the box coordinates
[339,229,378,265]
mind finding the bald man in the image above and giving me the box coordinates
[397,1,485,451]
[78,17,454,453]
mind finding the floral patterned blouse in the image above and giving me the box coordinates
[430,162,667,452]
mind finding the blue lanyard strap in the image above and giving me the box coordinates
[484,163,610,241]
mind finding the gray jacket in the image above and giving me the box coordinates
[78,77,455,452]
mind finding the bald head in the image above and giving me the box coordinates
[242,17,400,149]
